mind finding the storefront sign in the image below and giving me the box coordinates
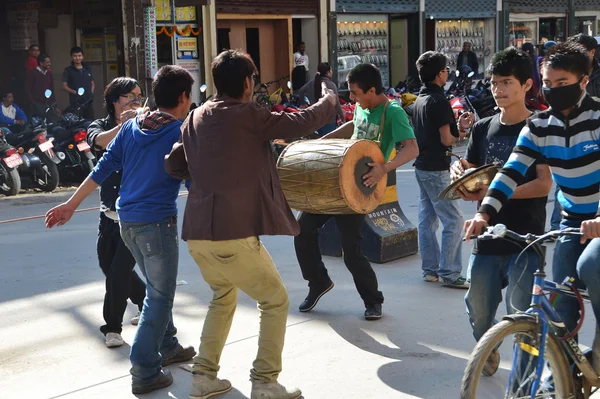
[6,1,40,50]
[155,0,171,22]
[176,6,196,22]
[144,7,158,77]
[177,37,197,51]
[106,34,117,61]
[82,37,103,62]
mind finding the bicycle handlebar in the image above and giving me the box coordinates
[472,224,582,243]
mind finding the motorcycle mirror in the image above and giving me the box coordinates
[304,96,311,105]
[287,81,292,90]
[200,84,208,93]
[455,70,460,78]
[44,89,52,99]
[77,87,85,96]
[468,71,475,78]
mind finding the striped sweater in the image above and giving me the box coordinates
[480,94,600,221]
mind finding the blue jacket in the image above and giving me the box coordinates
[89,115,183,223]
[0,104,28,125]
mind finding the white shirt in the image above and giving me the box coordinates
[2,104,16,122]
[294,52,309,71]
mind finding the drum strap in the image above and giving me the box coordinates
[376,100,391,143]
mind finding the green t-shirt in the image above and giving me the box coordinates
[351,100,415,161]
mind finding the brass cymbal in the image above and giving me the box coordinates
[438,164,500,201]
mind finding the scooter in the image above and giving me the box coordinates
[0,128,22,196]
[47,88,96,182]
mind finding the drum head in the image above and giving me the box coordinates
[339,140,386,213]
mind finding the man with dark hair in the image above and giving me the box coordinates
[465,42,600,373]
[25,44,41,71]
[568,33,600,97]
[26,54,55,116]
[1,92,28,131]
[457,42,479,76]
[412,51,471,288]
[62,46,94,119]
[294,41,309,73]
[86,77,148,349]
[45,65,198,394]
[165,49,337,399]
[292,63,418,320]
[451,47,552,376]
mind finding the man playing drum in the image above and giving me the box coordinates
[294,63,419,320]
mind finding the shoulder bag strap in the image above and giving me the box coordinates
[377,100,391,143]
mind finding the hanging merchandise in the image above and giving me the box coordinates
[336,14,390,89]
[435,19,492,75]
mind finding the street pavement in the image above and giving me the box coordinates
[0,159,597,399]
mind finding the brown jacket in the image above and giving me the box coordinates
[165,96,335,241]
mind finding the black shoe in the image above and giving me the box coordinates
[365,303,383,320]
[162,344,196,367]
[132,369,173,394]
[299,281,334,312]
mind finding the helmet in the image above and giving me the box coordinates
[543,41,557,50]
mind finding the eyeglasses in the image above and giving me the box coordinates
[120,94,144,104]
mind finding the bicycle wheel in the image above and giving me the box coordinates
[461,319,574,399]
[255,93,272,109]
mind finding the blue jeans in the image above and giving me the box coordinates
[465,251,540,341]
[550,185,562,231]
[552,219,600,333]
[415,169,464,281]
[120,216,180,384]
[316,122,337,137]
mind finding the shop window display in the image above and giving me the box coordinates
[336,15,389,89]
[508,21,537,48]
[435,19,490,75]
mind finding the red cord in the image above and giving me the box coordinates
[560,284,585,341]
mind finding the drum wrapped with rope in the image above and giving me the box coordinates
[276,139,386,214]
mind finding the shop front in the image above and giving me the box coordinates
[153,1,204,105]
[424,0,496,77]
[508,13,569,47]
[335,0,420,90]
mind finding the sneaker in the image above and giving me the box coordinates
[364,303,383,321]
[132,369,174,394]
[131,311,141,326]
[482,349,500,377]
[440,276,470,289]
[105,332,124,348]
[250,381,302,399]
[162,344,196,367]
[189,373,232,399]
[298,281,334,312]
[423,274,439,283]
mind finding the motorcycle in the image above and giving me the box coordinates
[448,69,498,123]
[45,88,95,182]
[2,91,61,192]
[0,128,22,196]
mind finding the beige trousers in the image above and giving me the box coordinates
[187,237,289,382]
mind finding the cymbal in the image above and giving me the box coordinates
[438,164,500,200]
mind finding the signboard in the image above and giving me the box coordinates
[106,34,117,61]
[82,37,103,62]
[155,0,171,22]
[144,7,158,77]
[6,1,40,50]
[176,6,196,22]
[177,37,197,51]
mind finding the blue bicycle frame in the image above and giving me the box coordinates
[507,271,596,398]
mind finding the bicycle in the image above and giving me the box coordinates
[252,75,289,108]
[461,224,599,399]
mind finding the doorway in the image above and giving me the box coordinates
[246,28,261,76]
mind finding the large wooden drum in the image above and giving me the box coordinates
[276,139,387,214]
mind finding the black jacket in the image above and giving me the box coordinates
[587,61,600,99]
[457,51,479,75]
[87,116,122,212]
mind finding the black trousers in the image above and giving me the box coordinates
[294,212,384,306]
[97,213,146,334]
